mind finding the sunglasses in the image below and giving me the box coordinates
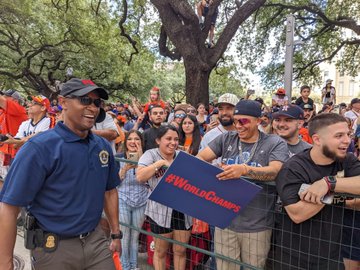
[233,118,251,126]
[187,109,196,113]
[175,113,186,119]
[67,96,102,107]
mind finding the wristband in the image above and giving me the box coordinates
[324,176,337,193]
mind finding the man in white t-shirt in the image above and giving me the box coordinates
[93,111,119,154]
[200,93,238,152]
[5,95,51,148]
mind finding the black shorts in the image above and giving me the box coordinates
[203,6,218,25]
[148,210,190,234]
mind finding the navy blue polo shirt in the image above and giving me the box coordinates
[0,122,119,236]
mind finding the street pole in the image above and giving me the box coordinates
[284,14,295,98]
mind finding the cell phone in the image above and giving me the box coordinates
[128,152,140,162]
[298,183,310,195]
[247,89,255,96]
[210,115,218,123]
[298,183,334,205]
[321,193,334,205]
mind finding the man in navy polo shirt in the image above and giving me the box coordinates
[0,78,121,270]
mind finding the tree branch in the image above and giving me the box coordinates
[210,0,266,65]
[158,25,182,61]
[294,39,360,80]
[118,0,139,65]
[265,3,360,35]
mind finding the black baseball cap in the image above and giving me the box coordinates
[254,97,264,105]
[60,78,108,100]
[234,100,262,118]
[273,105,304,119]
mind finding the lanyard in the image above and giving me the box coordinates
[238,132,261,164]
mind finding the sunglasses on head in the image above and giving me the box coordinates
[29,101,43,107]
[233,118,251,126]
[175,113,186,119]
[67,95,102,107]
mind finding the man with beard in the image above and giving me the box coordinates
[198,100,288,270]
[200,93,238,152]
[143,105,166,150]
[300,103,315,126]
[275,113,360,269]
[272,105,311,156]
[198,93,238,270]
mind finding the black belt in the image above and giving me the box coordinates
[56,231,92,240]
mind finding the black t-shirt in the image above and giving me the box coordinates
[143,127,160,151]
[275,149,360,269]
[295,97,314,107]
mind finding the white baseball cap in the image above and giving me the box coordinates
[217,93,238,107]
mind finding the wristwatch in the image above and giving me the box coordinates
[110,231,123,240]
[324,175,337,192]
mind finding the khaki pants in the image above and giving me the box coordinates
[215,227,272,270]
[30,225,115,270]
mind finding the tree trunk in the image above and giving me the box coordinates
[184,63,210,106]
[150,0,266,107]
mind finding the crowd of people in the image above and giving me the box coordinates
[0,77,360,270]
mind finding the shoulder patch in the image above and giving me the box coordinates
[99,150,109,165]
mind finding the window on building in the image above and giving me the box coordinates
[349,80,355,96]
[324,71,329,78]
[339,82,344,96]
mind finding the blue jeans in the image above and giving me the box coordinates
[119,198,146,270]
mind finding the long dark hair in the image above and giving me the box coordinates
[124,130,144,154]
[179,114,201,155]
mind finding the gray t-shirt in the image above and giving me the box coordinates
[288,139,312,157]
[208,131,289,232]
[138,148,192,229]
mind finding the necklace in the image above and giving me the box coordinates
[238,132,261,164]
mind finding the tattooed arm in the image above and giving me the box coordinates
[216,160,283,182]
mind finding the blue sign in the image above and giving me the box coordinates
[149,151,262,229]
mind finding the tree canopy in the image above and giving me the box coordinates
[0,0,359,104]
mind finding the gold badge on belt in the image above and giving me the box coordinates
[43,233,58,252]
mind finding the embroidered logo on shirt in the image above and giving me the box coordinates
[99,150,109,166]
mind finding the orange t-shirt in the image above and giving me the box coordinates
[183,137,193,153]
[0,99,28,157]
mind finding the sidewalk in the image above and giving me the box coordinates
[14,227,30,270]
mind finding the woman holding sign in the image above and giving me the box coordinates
[137,125,192,270]
[118,130,149,270]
